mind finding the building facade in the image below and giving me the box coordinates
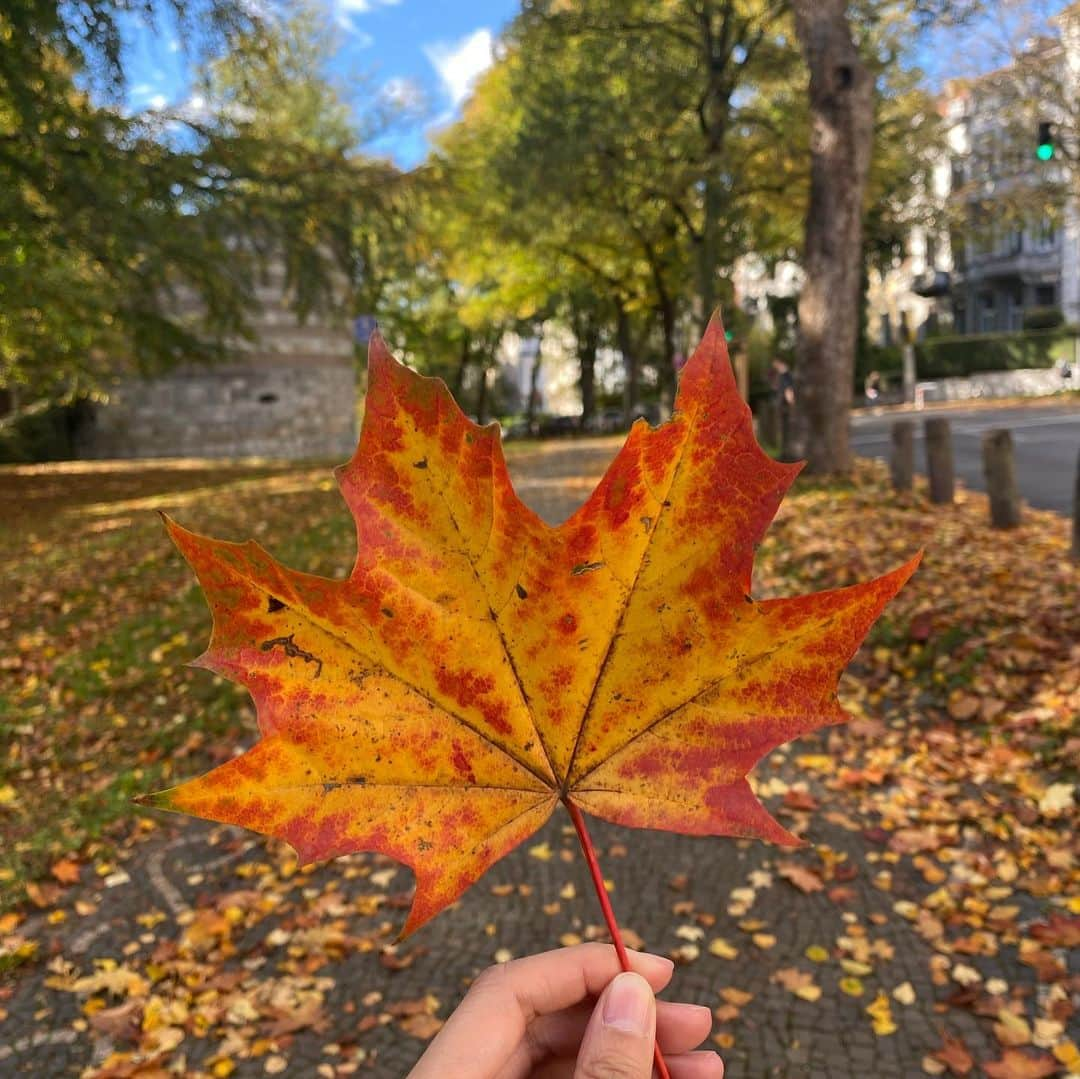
[867,5,1080,344]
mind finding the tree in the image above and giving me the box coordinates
[428,53,656,422]
[790,0,875,474]
[517,0,797,332]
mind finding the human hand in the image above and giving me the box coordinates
[407,942,724,1079]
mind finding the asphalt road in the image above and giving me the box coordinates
[849,401,1080,515]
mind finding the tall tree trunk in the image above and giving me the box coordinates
[452,334,470,398]
[700,175,720,330]
[656,291,678,414]
[525,333,543,432]
[475,363,490,425]
[791,0,874,475]
[695,3,740,331]
[577,321,599,426]
[616,302,639,424]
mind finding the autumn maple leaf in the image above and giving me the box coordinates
[138,316,919,943]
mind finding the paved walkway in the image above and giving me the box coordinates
[0,443,1045,1077]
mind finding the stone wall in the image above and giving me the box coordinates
[917,365,1074,404]
[76,361,357,460]
[76,261,357,460]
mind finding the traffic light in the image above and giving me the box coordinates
[1036,121,1054,161]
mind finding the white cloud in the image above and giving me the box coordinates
[148,93,169,110]
[424,28,493,107]
[331,0,396,33]
[337,0,400,12]
[379,76,424,111]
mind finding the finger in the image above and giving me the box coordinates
[535,1051,724,1079]
[573,970,656,1079]
[531,1000,714,1059]
[491,943,675,1020]
[408,945,672,1079]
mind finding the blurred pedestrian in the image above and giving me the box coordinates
[864,370,881,402]
[769,358,795,452]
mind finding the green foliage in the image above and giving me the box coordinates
[856,327,1074,389]
[915,328,1073,378]
[0,399,94,464]
[1021,306,1065,331]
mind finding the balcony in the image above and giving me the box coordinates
[955,247,1061,284]
[913,270,951,297]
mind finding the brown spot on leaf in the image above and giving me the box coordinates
[571,561,605,576]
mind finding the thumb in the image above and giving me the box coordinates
[574,971,657,1079]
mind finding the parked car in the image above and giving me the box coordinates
[539,414,581,437]
[584,409,626,434]
[501,417,532,440]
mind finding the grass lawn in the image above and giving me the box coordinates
[0,458,353,907]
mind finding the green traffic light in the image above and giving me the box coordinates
[1037,143,1054,161]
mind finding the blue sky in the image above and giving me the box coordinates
[122,0,521,167]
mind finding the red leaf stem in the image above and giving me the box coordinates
[566,799,671,1079]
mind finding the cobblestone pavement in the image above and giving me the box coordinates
[0,442,1035,1077]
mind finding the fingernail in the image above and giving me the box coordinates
[603,972,652,1034]
[632,949,674,974]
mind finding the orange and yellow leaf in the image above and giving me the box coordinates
[139,315,920,935]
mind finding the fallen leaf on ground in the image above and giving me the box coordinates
[994,1009,1033,1048]
[777,861,825,894]
[772,967,822,1002]
[934,1031,974,1076]
[866,992,897,1036]
[982,1049,1061,1078]
[50,858,81,885]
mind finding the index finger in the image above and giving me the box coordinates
[476,943,675,1022]
[408,944,674,1079]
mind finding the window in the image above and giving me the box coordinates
[1036,284,1056,306]
[994,228,1022,256]
[979,293,997,333]
[1007,290,1024,331]
[1031,218,1057,252]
